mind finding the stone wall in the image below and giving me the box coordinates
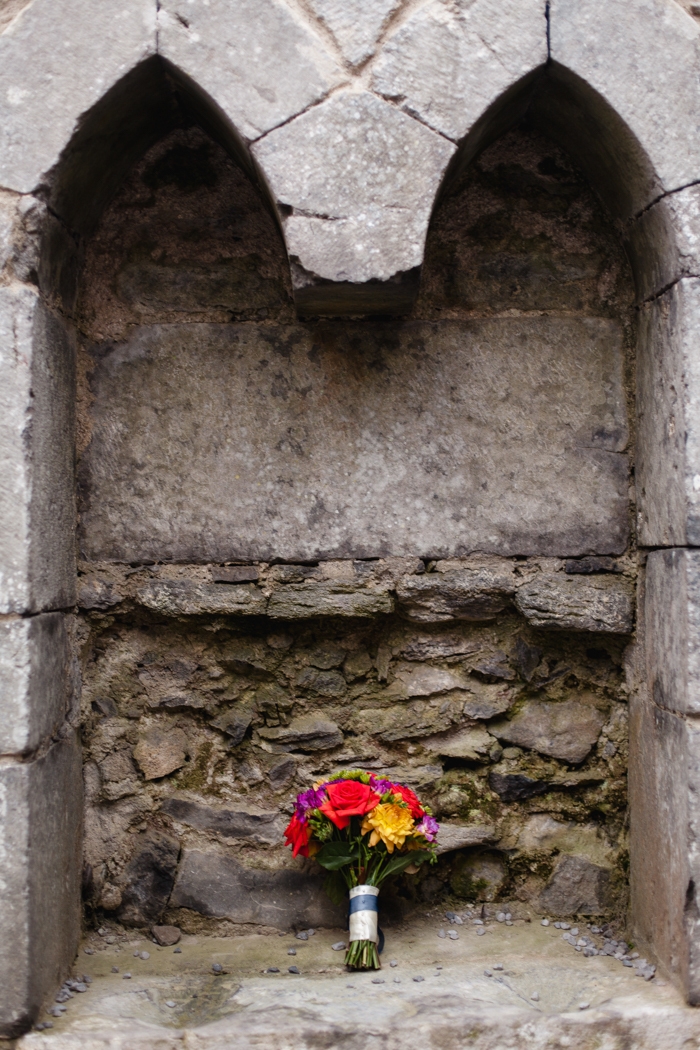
[76,121,637,931]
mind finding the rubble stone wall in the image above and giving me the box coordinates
[76,122,637,931]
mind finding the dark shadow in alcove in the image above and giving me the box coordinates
[40,55,288,312]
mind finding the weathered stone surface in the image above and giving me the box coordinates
[371,0,546,142]
[435,822,498,855]
[209,704,255,747]
[638,280,700,547]
[151,924,181,947]
[627,184,700,302]
[397,564,516,623]
[117,832,180,927]
[77,575,124,610]
[79,319,629,563]
[253,91,455,289]
[308,0,401,66]
[422,725,495,761]
[513,816,613,869]
[136,580,266,617]
[159,0,341,143]
[450,850,507,901]
[645,550,700,715]
[488,771,550,802]
[255,715,343,753]
[538,855,611,916]
[0,0,155,194]
[133,729,189,780]
[515,574,634,633]
[161,799,284,846]
[268,582,393,620]
[170,850,345,928]
[0,286,75,614]
[549,0,700,211]
[630,682,700,1003]
[0,613,68,754]
[491,700,605,764]
[0,736,81,1037]
[386,663,470,698]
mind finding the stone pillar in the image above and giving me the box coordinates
[631,551,700,1002]
[0,203,81,1037]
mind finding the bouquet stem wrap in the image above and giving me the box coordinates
[349,885,379,944]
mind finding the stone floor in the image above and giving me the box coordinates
[17,917,700,1050]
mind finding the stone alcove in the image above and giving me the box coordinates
[71,56,637,956]
[4,1,700,1033]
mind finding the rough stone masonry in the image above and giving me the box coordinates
[76,122,636,933]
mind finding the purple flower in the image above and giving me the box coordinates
[416,815,439,842]
[369,776,395,795]
[295,786,327,821]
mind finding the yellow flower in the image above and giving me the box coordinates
[361,803,415,853]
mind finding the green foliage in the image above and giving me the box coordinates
[316,841,360,870]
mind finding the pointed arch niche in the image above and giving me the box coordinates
[7,48,700,1034]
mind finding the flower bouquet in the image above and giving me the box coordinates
[284,770,439,970]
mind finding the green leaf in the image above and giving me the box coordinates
[377,851,430,881]
[323,870,347,906]
[315,841,358,870]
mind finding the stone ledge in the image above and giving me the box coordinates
[79,557,636,634]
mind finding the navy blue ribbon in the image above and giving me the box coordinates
[349,894,379,914]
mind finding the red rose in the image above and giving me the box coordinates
[319,779,380,830]
[284,813,311,858]
[390,784,425,819]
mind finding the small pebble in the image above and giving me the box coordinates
[436,965,443,970]
[265,967,280,974]
[288,948,297,956]
[496,912,506,923]
[296,932,309,941]
[390,960,398,967]
[505,921,513,927]
[331,942,346,951]
[505,913,512,921]
[165,1001,176,1009]
[554,922,561,929]
[571,928,579,937]
[413,976,424,982]
[74,983,88,993]
[484,969,493,977]
[111,967,119,973]
[83,948,94,955]
[133,951,140,958]
[473,919,484,926]
[493,963,503,971]
[140,951,150,961]
[445,911,456,920]
[44,1022,54,1029]
[174,947,182,954]
[98,927,107,936]
[393,977,401,984]
[288,966,300,974]
[454,916,463,925]
[437,929,447,939]
[448,930,458,940]
[123,973,131,980]
[82,975,92,985]
[560,923,570,931]
[578,1002,590,1011]
[531,991,540,1002]
[212,963,223,974]
[346,983,355,988]
[541,919,550,927]
[372,977,385,984]
[623,959,634,967]
[307,929,316,936]
[476,928,486,937]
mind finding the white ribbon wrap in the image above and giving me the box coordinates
[348,884,379,944]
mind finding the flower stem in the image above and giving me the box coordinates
[345,939,380,970]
